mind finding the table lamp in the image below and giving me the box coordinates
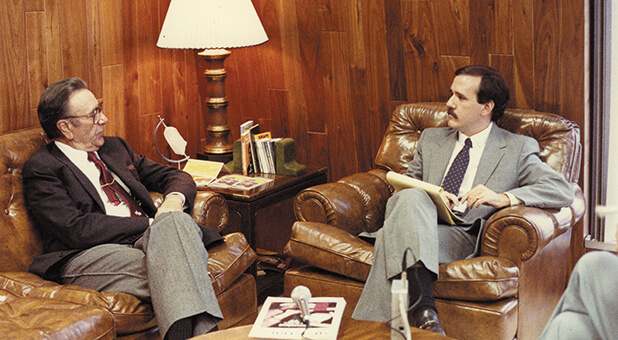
[157,0,268,162]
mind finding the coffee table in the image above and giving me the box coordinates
[190,318,453,339]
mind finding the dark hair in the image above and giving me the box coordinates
[37,77,88,139]
[455,65,510,121]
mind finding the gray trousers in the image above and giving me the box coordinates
[59,212,223,338]
[352,188,477,322]
[539,251,618,340]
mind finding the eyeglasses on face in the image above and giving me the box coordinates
[64,101,104,124]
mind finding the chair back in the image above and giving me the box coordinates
[374,103,581,183]
[0,128,48,271]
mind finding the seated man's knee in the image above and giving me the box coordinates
[151,211,200,235]
[574,251,618,278]
[391,188,432,205]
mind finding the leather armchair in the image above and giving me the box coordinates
[284,103,585,340]
[0,128,258,339]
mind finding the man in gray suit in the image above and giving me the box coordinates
[352,66,574,335]
[23,77,223,340]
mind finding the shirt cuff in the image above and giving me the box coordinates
[166,192,187,208]
[505,192,522,206]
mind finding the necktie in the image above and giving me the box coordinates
[87,152,145,217]
[441,138,472,195]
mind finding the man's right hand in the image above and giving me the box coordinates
[441,191,460,209]
[155,193,185,219]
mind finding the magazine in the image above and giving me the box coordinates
[182,159,229,185]
[207,174,273,191]
[249,296,346,339]
[386,171,464,225]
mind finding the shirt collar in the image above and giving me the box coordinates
[458,122,493,148]
[54,140,93,163]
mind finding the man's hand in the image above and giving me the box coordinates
[155,193,185,218]
[440,191,460,209]
[461,185,510,209]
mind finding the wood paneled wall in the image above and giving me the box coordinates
[1,0,586,178]
[0,0,203,162]
[1,0,587,258]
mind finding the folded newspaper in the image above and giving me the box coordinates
[386,171,464,225]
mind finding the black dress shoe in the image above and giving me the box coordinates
[413,308,446,335]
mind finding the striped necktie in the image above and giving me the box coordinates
[87,152,145,217]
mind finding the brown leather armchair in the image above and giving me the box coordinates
[0,128,258,339]
[283,103,585,340]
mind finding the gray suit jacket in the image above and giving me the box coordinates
[405,125,574,224]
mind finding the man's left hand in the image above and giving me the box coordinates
[155,193,185,218]
[461,185,510,209]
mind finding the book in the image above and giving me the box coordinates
[248,124,261,174]
[385,171,464,225]
[252,130,270,173]
[240,121,254,176]
[249,296,346,339]
[207,174,273,191]
[182,159,230,184]
[254,131,276,174]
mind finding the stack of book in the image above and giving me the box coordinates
[240,120,280,175]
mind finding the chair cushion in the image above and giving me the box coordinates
[208,232,257,294]
[286,222,519,301]
[433,256,519,301]
[0,296,115,339]
[0,272,156,335]
[284,222,373,282]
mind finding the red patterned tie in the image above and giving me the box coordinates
[441,138,472,195]
[87,152,145,217]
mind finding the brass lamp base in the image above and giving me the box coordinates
[199,49,233,161]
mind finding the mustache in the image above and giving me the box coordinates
[447,108,457,119]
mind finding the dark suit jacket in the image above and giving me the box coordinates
[23,136,220,280]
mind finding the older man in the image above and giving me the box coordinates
[23,77,223,340]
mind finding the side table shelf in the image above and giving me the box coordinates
[199,167,328,256]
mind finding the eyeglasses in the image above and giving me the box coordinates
[64,101,104,124]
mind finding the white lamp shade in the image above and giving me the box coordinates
[157,0,268,49]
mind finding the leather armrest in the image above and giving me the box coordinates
[283,221,373,281]
[481,184,584,264]
[294,170,392,235]
[150,191,229,233]
[191,191,229,233]
[207,232,257,294]
[480,204,576,265]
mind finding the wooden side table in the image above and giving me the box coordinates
[200,167,328,254]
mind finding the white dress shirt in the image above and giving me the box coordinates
[55,141,133,217]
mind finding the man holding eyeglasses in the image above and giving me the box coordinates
[22,77,223,340]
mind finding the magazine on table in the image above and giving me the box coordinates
[207,174,273,191]
[182,159,230,186]
[249,296,346,339]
